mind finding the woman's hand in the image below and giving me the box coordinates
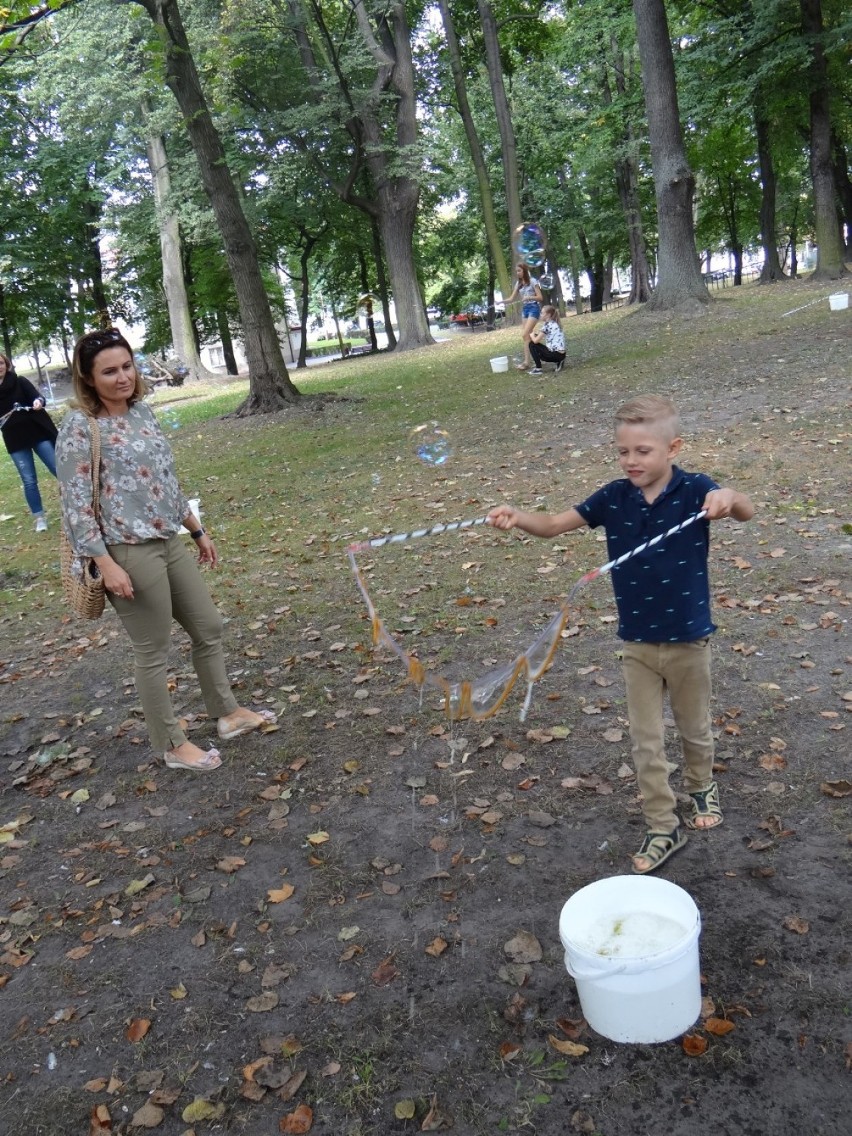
[195,533,219,568]
[95,557,135,600]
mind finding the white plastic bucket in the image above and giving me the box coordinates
[828,292,848,311]
[490,356,509,373]
[559,875,701,1043]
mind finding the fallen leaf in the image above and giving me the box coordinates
[548,1035,589,1057]
[425,936,448,957]
[129,1101,164,1128]
[371,956,400,986]
[125,1018,151,1043]
[267,884,296,904]
[420,1094,453,1131]
[704,1017,735,1036]
[820,780,851,798]
[181,1098,226,1123]
[216,856,246,873]
[169,983,188,1001]
[83,1078,108,1093]
[246,991,279,1013]
[782,915,810,935]
[499,1042,522,1062]
[503,931,542,964]
[395,1099,417,1120]
[89,1104,112,1135]
[306,831,329,845]
[124,873,156,897]
[682,1034,708,1056]
[279,1103,313,1133]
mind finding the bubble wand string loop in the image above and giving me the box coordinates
[348,509,707,722]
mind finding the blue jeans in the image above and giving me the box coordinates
[9,440,57,515]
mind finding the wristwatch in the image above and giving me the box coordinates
[190,527,206,540]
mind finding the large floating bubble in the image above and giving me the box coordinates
[409,422,452,466]
[514,222,546,268]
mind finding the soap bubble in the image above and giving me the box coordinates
[409,422,452,466]
[539,273,554,290]
[161,406,181,431]
[514,222,546,268]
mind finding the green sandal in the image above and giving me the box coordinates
[684,781,723,831]
[631,827,688,875]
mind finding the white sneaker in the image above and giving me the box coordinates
[34,515,48,532]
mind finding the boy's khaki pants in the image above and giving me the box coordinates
[622,639,715,833]
[107,535,238,752]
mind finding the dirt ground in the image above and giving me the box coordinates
[1,289,850,1136]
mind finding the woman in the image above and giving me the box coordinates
[527,305,566,375]
[506,264,543,370]
[0,354,58,531]
[56,328,274,772]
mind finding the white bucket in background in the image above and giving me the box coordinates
[558,875,701,1044]
[490,356,509,373]
[828,293,849,311]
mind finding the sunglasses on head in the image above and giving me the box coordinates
[76,328,126,360]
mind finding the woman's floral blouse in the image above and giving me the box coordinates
[56,403,190,557]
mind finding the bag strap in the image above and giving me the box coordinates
[89,418,102,525]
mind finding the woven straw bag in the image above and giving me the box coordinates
[60,419,105,620]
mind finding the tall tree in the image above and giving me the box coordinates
[632,0,709,307]
[799,0,847,279]
[134,0,300,410]
[436,0,511,304]
[143,123,220,382]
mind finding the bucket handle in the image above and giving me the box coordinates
[565,954,627,982]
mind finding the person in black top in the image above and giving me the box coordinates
[0,354,58,531]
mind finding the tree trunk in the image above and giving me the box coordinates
[437,0,512,303]
[370,215,396,350]
[357,3,432,350]
[357,248,378,351]
[0,284,11,358]
[82,193,110,327]
[603,36,653,304]
[799,0,846,280]
[215,310,239,374]
[144,127,219,382]
[478,1,523,291]
[832,136,852,260]
[632,0,709,309]
[754,100,786,282]
[135,0,300,410]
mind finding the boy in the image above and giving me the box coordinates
[528,305,566,374]
[488,395,754,874]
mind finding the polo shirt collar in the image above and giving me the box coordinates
[628,464,685,507]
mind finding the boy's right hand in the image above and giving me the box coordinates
[487,505,518,530]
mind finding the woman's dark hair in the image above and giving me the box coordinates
[71,329,146,416]
[515,263,531,286]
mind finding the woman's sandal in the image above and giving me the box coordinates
[164,747,222,772]
[217,709,277,741]
[631,827,688,875]
[683,781,723,830]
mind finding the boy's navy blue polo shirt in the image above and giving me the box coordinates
[576,466,719,643]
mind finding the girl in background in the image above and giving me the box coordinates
[0,354,58,532]
[506,264,543,370]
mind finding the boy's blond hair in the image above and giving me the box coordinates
[614,395,680,441]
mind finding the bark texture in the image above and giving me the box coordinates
[137,0,300,410]
[800,0,847,280]
[632,0,709,308]
[144,128,220,381]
